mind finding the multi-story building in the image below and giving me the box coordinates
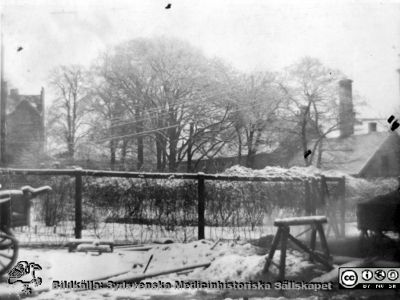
[5,88,46,166]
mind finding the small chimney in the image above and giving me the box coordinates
[338,79,355,138]
[368,122,377,133]
[9,89,19,99]
[37,87,45,113]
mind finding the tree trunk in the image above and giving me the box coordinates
[161,146,167,171]
[168,139,177,172]
[301,104,311,166]
[137,138,143,170]
[236,127,242,165]
[156,135,163,171]
[136,109,144,170]
[120,139,128,170]
[168,107,177,172]
[246,130,255,168]
[110,140,116,170]
[67,136,74,162]
[186,123,194,172]
[302,123,309,166]
[316,140,323,168]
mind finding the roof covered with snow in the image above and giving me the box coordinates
[288,131,393,175]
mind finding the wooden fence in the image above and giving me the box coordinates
[0,168,346,240]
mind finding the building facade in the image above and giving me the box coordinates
[5,88,46,166]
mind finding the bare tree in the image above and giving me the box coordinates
[48,65,90,161]
[279,57,344,167]
[97,38,236,172]
[86,54,130,170]
[227,72,284,168]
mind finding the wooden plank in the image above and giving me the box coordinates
[0,190,22,198]
[279,227,289,281]
[294,227,312,238]
[210,238,221,250]
[0,197,10,204]
[82,170,198,180]
[119,246,153,252]
[21,185,52,196]
[262,228,282,274]
[274,216,327,226]
[316,223,330,258]
[76,244,112,253]
[0,168,312,181]
[68,239,114,245]
[287,234,333,270]
[0,168,80,176]
[203,175,306,182]
[309,226,317,263]
[143,255,154,274]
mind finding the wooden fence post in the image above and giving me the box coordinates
[304,179,311,215]
[310,178,317,215]
[75,171,83,239]
[320,175,326,207]
[197,172,205,240]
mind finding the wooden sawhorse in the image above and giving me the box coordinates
[262,216,333,280]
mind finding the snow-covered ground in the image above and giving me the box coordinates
[0,240,328,300]
[2,165,393,299]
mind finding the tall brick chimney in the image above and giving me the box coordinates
[338,79,355,138]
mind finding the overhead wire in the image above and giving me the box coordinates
[96,96,278,143]
[105,86,277,130]
[104,86,238,128]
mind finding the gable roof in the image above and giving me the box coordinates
[7,99,42,118]
[288,131,392,175]
[7,94,42,115]
[358,132,400,177]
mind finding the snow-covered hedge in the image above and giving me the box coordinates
[0,165,395,230]
[82,174,311,229]
[223,165,398,207]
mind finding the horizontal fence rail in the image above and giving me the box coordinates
[0,168,346,242]
[0,168,322,180]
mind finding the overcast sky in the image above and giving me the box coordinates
[1,0,400,118]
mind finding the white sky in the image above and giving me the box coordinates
[1,0,400,118]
